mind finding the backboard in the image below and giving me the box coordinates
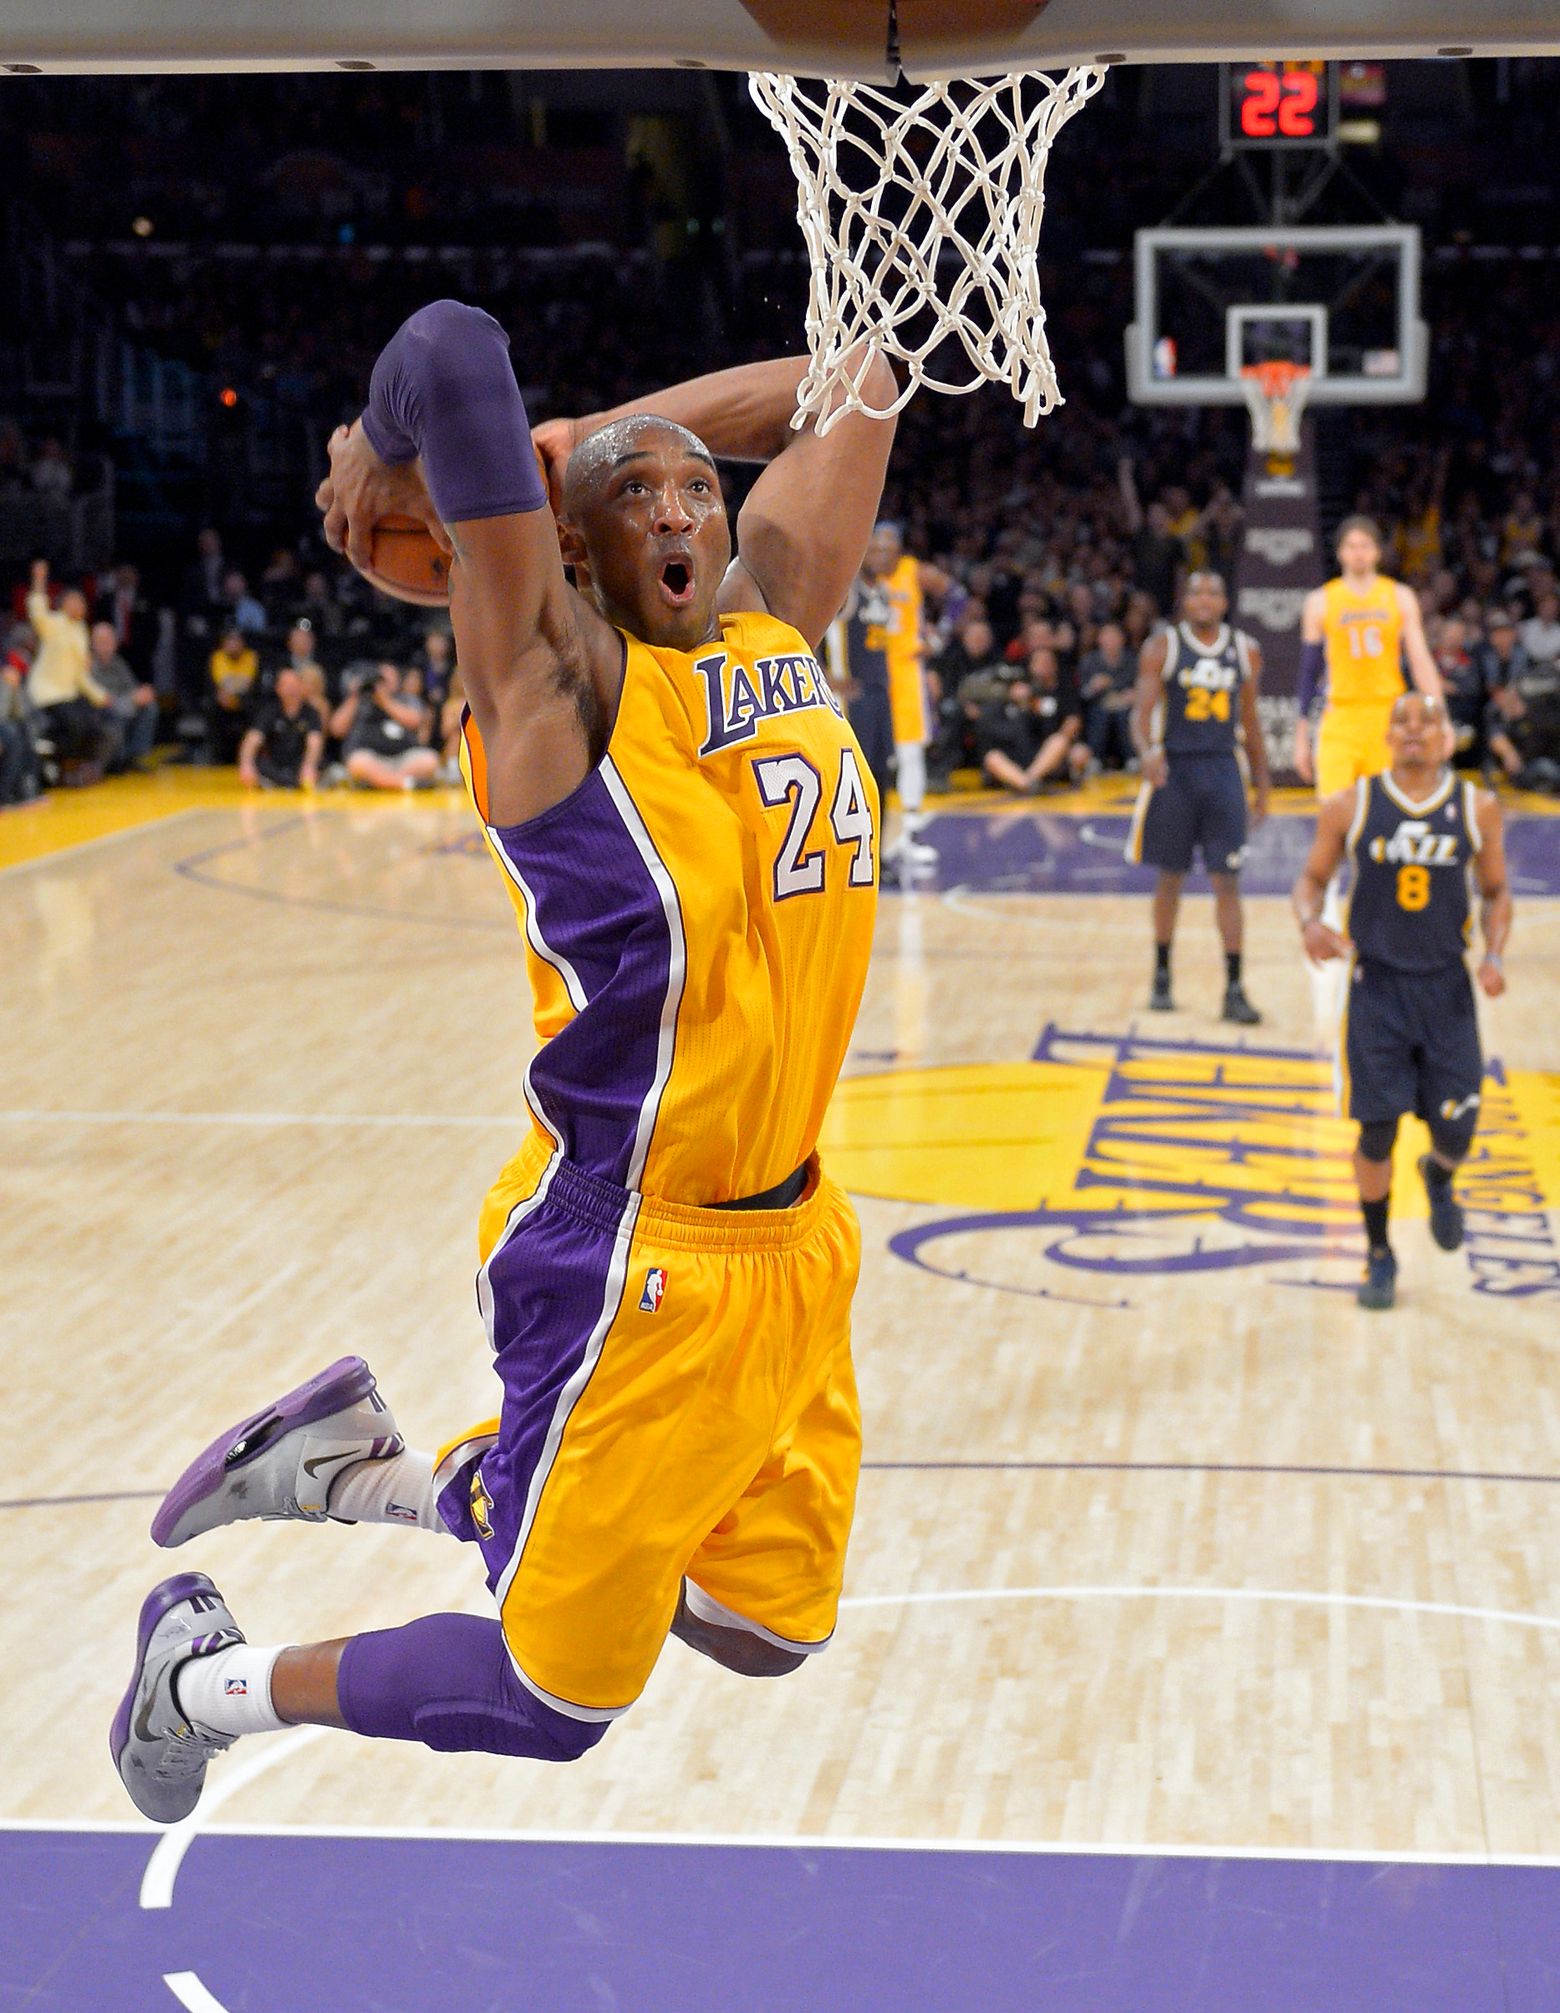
[0,0,1555,79]
[1126,225,1427,409]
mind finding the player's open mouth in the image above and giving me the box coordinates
[659,560,695,606]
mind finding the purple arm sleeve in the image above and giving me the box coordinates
[1296,640,1326,714]
[360,299,548,525]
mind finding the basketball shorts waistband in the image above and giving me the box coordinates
[512,1130,834,1254]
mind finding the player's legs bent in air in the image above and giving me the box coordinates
[115,1148,861,1820]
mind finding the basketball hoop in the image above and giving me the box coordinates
[1240,360,1312,460]
[748,67,1107,435]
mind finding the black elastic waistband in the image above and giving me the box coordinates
[712,1164,808,1212]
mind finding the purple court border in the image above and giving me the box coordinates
[6,1828,1560,2012]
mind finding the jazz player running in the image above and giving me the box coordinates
[1293,515,1442,796]
[1293,691,1511,1311]
[1128,572,1270,1023]
[112,302,897,1821]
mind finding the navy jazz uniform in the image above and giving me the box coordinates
[1340,771,1484,1132]
[1127,623,1256,875]
[825,577,894,806]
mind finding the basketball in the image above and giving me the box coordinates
[359,514,451,607]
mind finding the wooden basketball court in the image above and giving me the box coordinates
[4,771,1560,2005]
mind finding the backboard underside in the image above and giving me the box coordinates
[0,0,1555,79]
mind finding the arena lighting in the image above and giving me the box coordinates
[218,386,239,408]
[130,215,153,236]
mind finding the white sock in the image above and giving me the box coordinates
[175,1643,288,1738]
[895,740,927,825]
[327,1447,449,1535]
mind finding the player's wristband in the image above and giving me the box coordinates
[362,300,548,526]
[1296,641,1325,714]
[1482,952,1504,970]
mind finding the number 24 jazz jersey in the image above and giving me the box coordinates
[460,609,880,1207]
[1157,622,1255,756]
[1345,770,1480,972]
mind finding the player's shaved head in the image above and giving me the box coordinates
[1392,689,1444,722]
[562,415,715,518]
[1186,570,1226,595]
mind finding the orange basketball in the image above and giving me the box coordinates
[359,514,451,608]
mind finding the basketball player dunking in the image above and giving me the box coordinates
[1293,515,1442,798]
[113,304,897,1820]
[1293,691,1510,1310]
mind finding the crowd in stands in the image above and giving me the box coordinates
[2,528,462,803]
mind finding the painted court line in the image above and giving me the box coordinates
[0,1108,517,1129]
[139,1723,330,1911]
[163,1974,228,2013]
[0,805,204,879]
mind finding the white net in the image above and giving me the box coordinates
[748,66,1107,435]
[1241,362,1312,457]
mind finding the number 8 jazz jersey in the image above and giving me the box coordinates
[1345,770,1478,971]
[1157,622,1254,754]
[460,609,878,1207]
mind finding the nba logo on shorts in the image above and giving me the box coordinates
[640,1267,667,1314]
[224,1677,248,1697]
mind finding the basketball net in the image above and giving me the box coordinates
[748,67,1107,435]
[1240,360,1312,466]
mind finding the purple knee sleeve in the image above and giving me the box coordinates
[337,1613,606,1763]
[361,299,548,526]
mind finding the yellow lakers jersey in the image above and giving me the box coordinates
[881,554,925,677]
[1321,575,1407,708]
[461,610,879,1206]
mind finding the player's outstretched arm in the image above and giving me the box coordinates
[1473,790,1512,996]
[1292,787,1355,960]
[534,353,899,649]
[1396,583,1444,700]
[1240,640,1271,826]
[319,300,621,826]
[1130,632,1169,787]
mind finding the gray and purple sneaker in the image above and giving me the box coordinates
[151,1356,403,1549]
[111,1573,244,1822]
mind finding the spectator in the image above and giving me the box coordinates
[978,648,1085,794]
[25,560,116,784]
[207,625,260,762]
[238,667,324,789]
[183,527,227,613]
[1478,610,1531,693]
[438,666,466,784]
[1432,617,1486,769]
[1079,621,1136,772]
[221,570,268,638]
[414,627,456,712]
[1,648,43,805]
[278,621,326,692]
[1520,590,1560,668]
[1117,458,1185,619]
[95,561,158,678]
[1487,658,1560,793]
[89,621,158,771]
[30,436,74,502]
[295,568,346,641]
[330,661,439,790]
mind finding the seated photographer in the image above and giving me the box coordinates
[330,661,439,791]
[238,667,324,790]
[978,647,1086,795]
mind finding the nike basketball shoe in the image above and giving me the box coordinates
[110,1572,245,1822]
[151,1356,403,1548]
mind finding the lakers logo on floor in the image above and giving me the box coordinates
[823,1024,1560,1302]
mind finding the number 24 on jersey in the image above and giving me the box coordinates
[754,749,876,899]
